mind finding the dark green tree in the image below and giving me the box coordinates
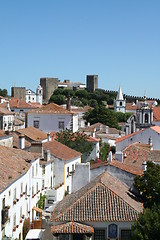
[0,88,7,97]
[99,143,110,161]
[134,162,160,209]
[131,205,160,240]
[50,94,66,105]
[56,130,93,155]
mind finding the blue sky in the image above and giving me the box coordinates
[0,0,160,98]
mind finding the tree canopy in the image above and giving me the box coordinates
[56,130,93,155]
[0,88,7,97]
[134,162,160,209]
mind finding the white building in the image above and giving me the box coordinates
[0,107,14,131]
[26,103,79,133]
[26,85,43,105]
[0,143,54,239]
[43,140,81,202]
[114,86,126,113]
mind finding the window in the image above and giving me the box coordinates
[34,120,39,128]
[25,185,27,195]
[121,230,131,240]
[67,186,69,193]
[20,207,23,218]
[67,167,69,175]
[42,180,45,188]
[58,121,64,130]
[36,182,38,192]
[72,164,74,172]
[21,183,23,193]
[145,113,149,123]
[120,101,122,106]
[14,188,16,200]
[8,190,11,197]
[94,229,105,240]
[42,165,45,175]
[32,166,34,177]
[32,186,34,196]
[13,214,16,227]
[36,163,38,176]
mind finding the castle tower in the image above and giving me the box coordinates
[36,85,43,105]
[114,86,126,113]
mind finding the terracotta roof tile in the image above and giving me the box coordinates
[51,222,94,234]
[0,146,38,193]
[115,130,144,143]
[153,107,160,121]
[150,125,160,134]
[28,103,76,114]
[16,127,48,141]
[43,140,81,161]
[12,132,31,149]
[51,172,142,222]
[0,106,14,115]
[126,103,137,111]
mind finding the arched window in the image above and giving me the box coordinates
[120,101,122,106]
[145,113,149,123]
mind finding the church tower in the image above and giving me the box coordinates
[36,85,43,104]
[114,86,126,113]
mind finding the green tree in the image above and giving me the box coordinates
[37,193,46,209]
[131,205,160,240]
[50,94,66,105]
[84,105,120,129]
[56,130,93,155]
[99,143,110,161]
[0,88,7,97]
[75,89,88,98]
[134,162,160,209]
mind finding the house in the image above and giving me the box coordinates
[51,171,142,240]
[108,142,160,190]
[0,107,14,131]
[43,140,81,202]
[0,146,42,239]
[0,130,13,147]
[116,125,160,152]
[26,103,79,133]
[26,85,43,105]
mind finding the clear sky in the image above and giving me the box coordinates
[0,0,160,98]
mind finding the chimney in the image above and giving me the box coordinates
[115,151,123,162]
[47,132,51,142]
[142,161,147,172]
[19,134,25,149]
[30,142,43,157]
[148,136,153,150]
[44,150,50,161]
[108,151,112,162]
[66,95,71,111]
[7,101,10,111]
[106,126,109,134]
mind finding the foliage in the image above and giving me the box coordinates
[111,146,116,153]
[75,89,88,98]
[0,88,7,97]
[37,193,46,210]
[50,94,66,105]
[134,162,160,209]
[131,205,160,240]
[23,218,30,239]
[84,105,120,129]
[115,112,132,122]
[99,143,110,161]
[56,129,93,155]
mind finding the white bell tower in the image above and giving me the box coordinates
[114,86,126,113]
[36,85,43,104]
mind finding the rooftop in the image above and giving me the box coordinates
[51,171,142,223]
[43,140,81,161]
[16,126,48,141]
[28,103,76,114]
[0,146,39,193]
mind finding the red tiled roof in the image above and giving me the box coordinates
[28,103,76,114]
[0,146,38,193]
[16,127,48,141]
[51,171,142,223]
[126,103,137,111]
[12,132,31,149]
[43,140,81,161]
[115,130,144,144]
[0,107,14,115]
[153,107,160,121]
[110,160,143,176]
[150,125,160,134]
[51,222,94,234]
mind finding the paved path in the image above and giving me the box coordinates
[42,219,53,240]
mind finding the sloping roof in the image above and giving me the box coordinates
[16,127,47,141]
[146,150,160,162]
[126,103,137,111]
[12,132,31,149]
[0,146,39,193]
[115,130,144,144]
[109,143,152,176]
[116,86,124,100]
[28,103,76,115]
[0,107,14,115]
[153,107,160,121]
[150,125,160,134]
[43,140,81,161]
[51,222,94,234]
[0,130,8,138]
[51,171,142,223]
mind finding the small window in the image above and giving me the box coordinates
[32,166,34,177]
[120,101,122,106]
[67,167,69,174]
[21,183,23,193]
[121,229,131,240]
[42,179,45,188]
[36,182,38,192]
[8,190,11,197]
[94,229,105,240]
[58,121,64,130]
[67,186,69,193]
[20,207,23,218]
[32,186,34,196]
[42,165,45,175]
[13,214,16,227]
[14,188,16,200]
[72,164,74,171]
[36,163,38,176]
[34,120,39,128]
